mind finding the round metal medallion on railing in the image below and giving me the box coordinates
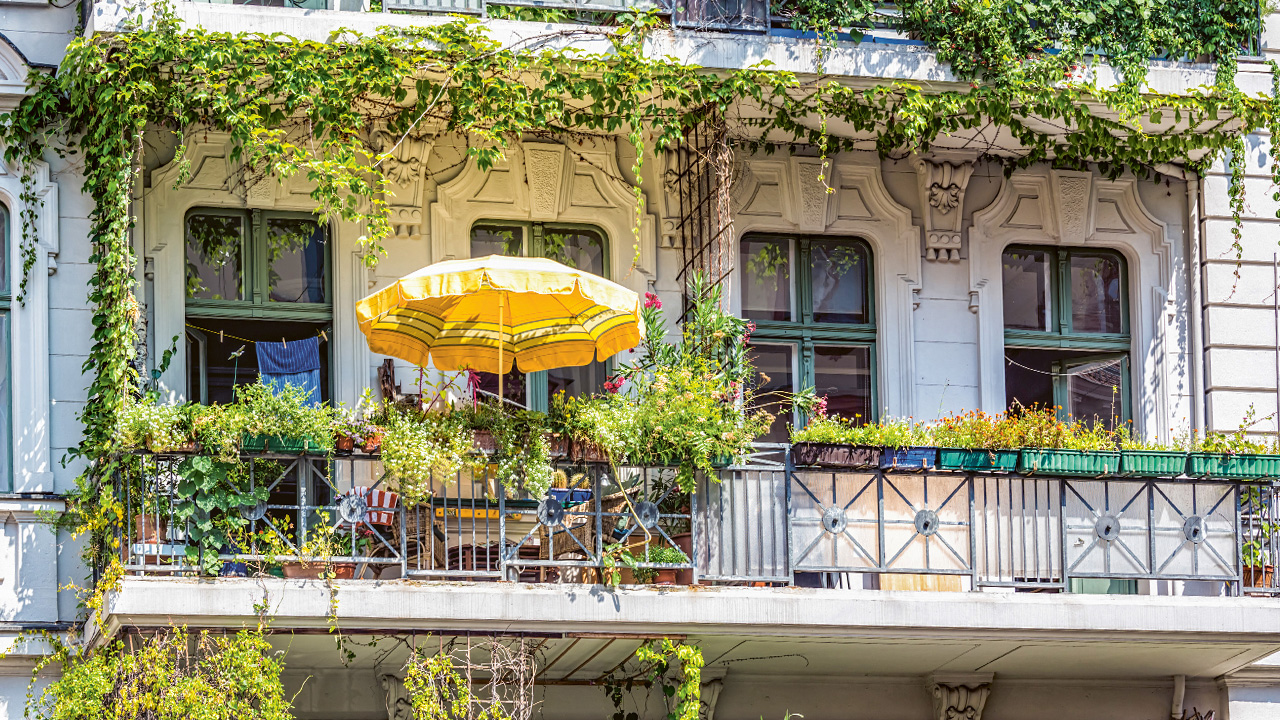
[338,494,368,525]
[1094,513,1122,541]
[821,506,848,534]
[240,500,268,521]
[1183,515,1206,545]
[634,501,661,529]
[914,509,940,537]
[538,497,565,527]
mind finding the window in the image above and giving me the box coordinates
[469,222,609,410]
[0,203,9,489]
[1002,246,1129,426]
[740,234,875,441]
[184,209,332,404]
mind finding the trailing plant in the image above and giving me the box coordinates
[376,404,477,506]
[117,399,193,452]
[27,626,291,720]
[460,400,556,499]
[172,455,269,575]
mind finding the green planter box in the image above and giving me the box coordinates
[1187,452,1280,479]
[1018,448,1120,477]
[937,448,1019,472]
[241,433,326,455]
[1118,450,1188,478]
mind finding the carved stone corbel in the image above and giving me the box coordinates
[914,158,975,262]
[927,672,993,720]
[370,122,430,241]
[379,673,415,720]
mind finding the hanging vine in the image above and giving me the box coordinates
[0,0,1272,582]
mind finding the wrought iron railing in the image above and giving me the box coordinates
[115,446,1279,595]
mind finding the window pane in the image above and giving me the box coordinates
[0,204,8,296]
[1070,253,1123,334]
[741,237,792,322]
[1066,356,1126,428]
[266,218,327,304]
[0,313,8,489]
[472,225,523,258]
[1002,249,1050,331]
[549,362,608,400]
[186,213,244,301]
[473,370,527,409]
[1004,348,1055,412]
[747,343,794,442]
[813,345,872,422]
[187,318,330,405]
[544,228,605,276]
[811,240,869,324]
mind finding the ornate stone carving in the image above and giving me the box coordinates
[914,158,975,262]
[380,674,414,720]
[793,158,830,232]
[927,673,992,720]
[1052,170,1091,244]
[243,177,275,208]
[370,122,429,240]
[524,144,567,220]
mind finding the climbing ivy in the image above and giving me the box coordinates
[0,0,1271,589]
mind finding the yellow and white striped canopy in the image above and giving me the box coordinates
[356,255,644,374]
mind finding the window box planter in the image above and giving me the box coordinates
[1118,450,1187,478]
[1187,452,1280,480]
[937,448,1019,472]
[1018,448,1120,477]
[569,441,610,463]
[711,454,734,469]
[282,561,357,580]
[241,433,325,455]
[790,442,881,469]
[547,433,569,459]
[879,447,937,472]
[547,488,593,506]
[1243,564,1275,590]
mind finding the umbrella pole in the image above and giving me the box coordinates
[498,292,505,403]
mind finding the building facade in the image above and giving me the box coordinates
[3,1,1280,718]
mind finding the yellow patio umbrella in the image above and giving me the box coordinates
[356,255,645,398]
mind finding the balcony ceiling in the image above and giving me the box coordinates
[99,577,1280,680]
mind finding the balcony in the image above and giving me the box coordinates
[115,445,1277,595]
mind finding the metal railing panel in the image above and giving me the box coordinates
[790,469,881,572]
[879,473,971,574]
[696,466,788,582]
[973,476,1063,588]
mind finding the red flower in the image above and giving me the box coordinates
[644,292,662,310]
[603,376,626,394]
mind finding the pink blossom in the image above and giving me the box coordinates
[742,321,756,345]
[644,292,662,310]
[816,396,828,418]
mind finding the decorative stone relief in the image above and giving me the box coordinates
[371,123,430,241]
[379,674,414,720]
[524,143,567,220]
[914,158,975,262]
[792,157,831,232]
[243,176,276,209]
[1051,170,1092,244]
[927,673,993,720]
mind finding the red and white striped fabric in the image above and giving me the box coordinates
[346,486,400,527]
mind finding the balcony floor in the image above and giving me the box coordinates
[98,576,1280,680]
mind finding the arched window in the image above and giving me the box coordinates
[1002,245,1130,425]
[740,233,875,441]
[469,222,609,411]
[0,202,10,488]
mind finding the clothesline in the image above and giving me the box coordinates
[185,322,329,347]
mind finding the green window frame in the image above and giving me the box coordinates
[0,202,10,490]
[740,233,877,439]
[184,208,334,404]
[1002,245,1131,425]
[469,221,610,412]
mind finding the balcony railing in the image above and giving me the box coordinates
[115,446,1280,595]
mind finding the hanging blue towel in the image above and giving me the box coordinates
[257,336,322,406]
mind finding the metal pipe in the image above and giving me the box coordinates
[1188,175,1207,434]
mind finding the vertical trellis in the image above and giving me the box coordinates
[673,108,735,315]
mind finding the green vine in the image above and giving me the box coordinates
[0,0,1272,596]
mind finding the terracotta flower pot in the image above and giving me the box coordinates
[361,433,383,454]
[335,435,356,453]
[282,562,356,580]
[135,515,168,544]
[1243,564,1274,589]
[654,569,678,585]
[672,532,694,585]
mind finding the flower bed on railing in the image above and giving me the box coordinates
[790,407,1280,480]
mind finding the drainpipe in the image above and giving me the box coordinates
[1188,175,1206,434]
[1171,674,1186,720]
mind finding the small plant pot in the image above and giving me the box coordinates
[548,433,569,459]
[1188,452,1280,480]
[360,433,383,454]
[335,436,356,454]
[572,441,609,463]
[937,448,1019,472]
[1243,564,1274,590]
[879,447,937,472]
[473,430,497,454]
[1018,449,1120,477]
[654,569,678,585]
[547,488,593,506]
[221,560,249,577]
[672,532,694,585]
[1119,450,1188,478]
[791,442,881,469]
[711,454,734,469]
[134,515,168,544]
[282,561,357,579]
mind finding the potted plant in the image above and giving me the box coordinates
[644,545,690,585]
[236,382,336,455]
[278,515,356,580]
[931,410,1021,472]
[790,414,882,468]
[1187,417,1280,479]
[1016,410,1121,477]
[119,399,197,453]
[1116,428,1188,478]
